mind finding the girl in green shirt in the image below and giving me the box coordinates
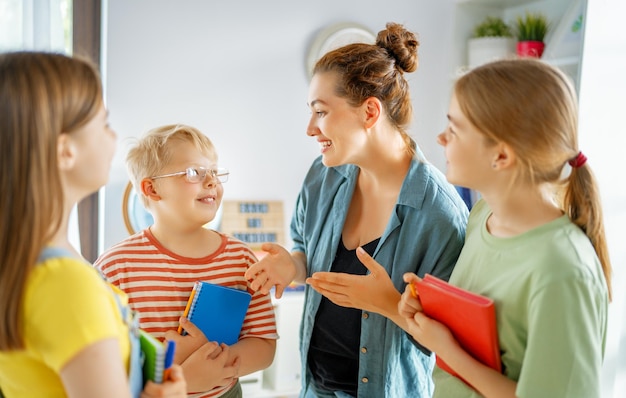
[395,58,611,398]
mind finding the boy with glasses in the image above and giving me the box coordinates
[95,124,277,398]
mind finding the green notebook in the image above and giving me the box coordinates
[139,329,167,383]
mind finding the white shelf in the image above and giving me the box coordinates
[454,0,585,91]
[242,384,299,398]
[456,0,539,7]
[545,55,579,67]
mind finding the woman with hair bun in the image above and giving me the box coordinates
[246,22,468,397]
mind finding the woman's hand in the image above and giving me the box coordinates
[244,243,298,298]
[140,364,187,397]
[305,247,400,317]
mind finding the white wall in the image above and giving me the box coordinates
[581,1,626,397]
[102,0,457,250]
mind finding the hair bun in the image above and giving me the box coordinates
[376,22,419,73]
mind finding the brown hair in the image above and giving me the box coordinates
[126,124,218,207]
[454,58,612,300]
[313,22,419,155]
[0,52,103,349]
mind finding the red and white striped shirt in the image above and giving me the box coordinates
[94,228,278,398]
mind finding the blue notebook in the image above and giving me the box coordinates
[178,281,252,345]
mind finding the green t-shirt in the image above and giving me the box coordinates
[433,199,608,398]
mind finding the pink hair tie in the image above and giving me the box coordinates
[568,151,587,168]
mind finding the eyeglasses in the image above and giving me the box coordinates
[150,167,229,184]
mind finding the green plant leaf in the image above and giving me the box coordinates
[473,16,513,38]
[515,12,549,42]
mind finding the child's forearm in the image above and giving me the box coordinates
[441,342,517,398]
[376,287,409,331]
[230,337,277,376]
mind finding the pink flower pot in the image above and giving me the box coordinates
[516,41,545,58]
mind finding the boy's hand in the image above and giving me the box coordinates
[181,343,241,392]
[244,243,297,298]
[164,317,211,364]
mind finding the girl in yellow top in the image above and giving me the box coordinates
[0,52,188,397]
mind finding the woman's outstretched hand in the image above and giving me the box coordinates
[244,243,297,298]
[306,247,400,317]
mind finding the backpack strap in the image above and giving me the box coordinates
[37,247,78,263]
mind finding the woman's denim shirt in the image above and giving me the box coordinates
[292,155,469,398]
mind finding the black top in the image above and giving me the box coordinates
[307,237,380,395]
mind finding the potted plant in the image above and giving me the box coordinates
[468,16,515,68]
[515,12,549,58]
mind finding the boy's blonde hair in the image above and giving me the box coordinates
[126,124,217,207]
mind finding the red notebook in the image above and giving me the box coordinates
[415,274,501,383]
